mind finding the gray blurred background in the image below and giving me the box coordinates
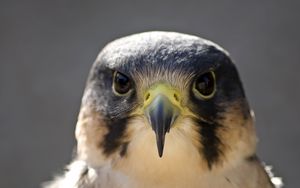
[0,0,299,187]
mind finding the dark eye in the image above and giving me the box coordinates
[113,71,132,95]
[193,71,216,99]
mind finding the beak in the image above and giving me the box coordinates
[144,94,180,157]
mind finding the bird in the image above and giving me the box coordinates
[44,31,283,188]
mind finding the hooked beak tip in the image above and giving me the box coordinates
[145,95,179,157]
[156,135,165,157]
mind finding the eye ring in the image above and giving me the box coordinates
[192,71,216,100]
[112,71,132,95]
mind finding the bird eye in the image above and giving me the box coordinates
[193,71,216,99]
[113,71,132,95]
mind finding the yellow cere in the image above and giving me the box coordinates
[131,83,196,118]
[143,83,181,108]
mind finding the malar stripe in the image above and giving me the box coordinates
[194,118,222,169]
[101,117,129,156]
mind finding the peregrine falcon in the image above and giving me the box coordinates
[44,31,282,188]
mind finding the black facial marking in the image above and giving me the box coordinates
[214,58,247,103]
[194,118,222,169]
[84,65,139,120]
[188,55,249,124]
[86,67,137,157]
[101,118,129,156]
[189,88,224,121]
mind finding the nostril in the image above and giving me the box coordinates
[145,93,150,101]
[173,93,179,102]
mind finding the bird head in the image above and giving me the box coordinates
[75,32,257,172]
